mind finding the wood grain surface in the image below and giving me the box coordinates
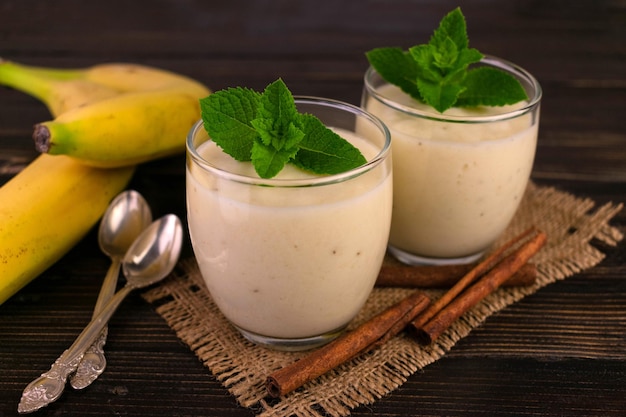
[1,1,624,416]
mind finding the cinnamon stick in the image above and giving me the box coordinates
[266,291,430,398]
[376,262,536,288]
[411,230,547,345]
[409,227,537,333]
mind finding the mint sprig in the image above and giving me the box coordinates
[200,79,366,179]
[366,7,528,113]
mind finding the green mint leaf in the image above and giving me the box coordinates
[251,138,299,179]
[200,87,260,161]
[432,36,460,71]
[366,47,423,101]
[366,7,527,112]
[430,7,468,52]
[250,79,305,152]
[457,47,483,68]
[293,114,367,175]
[200,79,366,179]
[417,76,466,113]
[457,67,529,107]
[411,7,481,111]
[248,79,305,177]
[409,44,442,83]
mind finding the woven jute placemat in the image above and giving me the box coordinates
[142,182,623,417]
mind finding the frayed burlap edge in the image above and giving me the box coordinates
[142,182,623,417]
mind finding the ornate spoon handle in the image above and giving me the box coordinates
[17,349,83,414]
[69,258,121,389]
[18,285,132,414]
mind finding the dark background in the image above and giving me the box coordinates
[1,1,625,416]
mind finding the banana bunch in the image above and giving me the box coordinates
[0,59,211,304]
[0,60,211,166]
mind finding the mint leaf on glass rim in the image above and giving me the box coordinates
[293,114,366,175]
[457,67,529,107]
[200,79,366,179]
[365,47,423,101]
[416,74,465,114]
[200,87,260,161]
[366,7,528,113]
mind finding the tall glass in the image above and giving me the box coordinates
[186,97,393,351]
[362,56,542,266]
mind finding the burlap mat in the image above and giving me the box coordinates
[142,182,623,417]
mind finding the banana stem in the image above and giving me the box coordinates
[0,60,50,101]
[33,124,53,153]
[0,60,83,102]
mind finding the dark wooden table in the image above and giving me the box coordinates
[1,1,625,416]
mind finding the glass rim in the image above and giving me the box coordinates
[186,96,391,188]
[363,55,543,124]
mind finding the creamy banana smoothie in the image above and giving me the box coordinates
[186,96,392,350]
[362,58,541,264]
[362,8,542,264]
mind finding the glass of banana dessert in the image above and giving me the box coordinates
[361,8,542,266]
[186,81,393,351]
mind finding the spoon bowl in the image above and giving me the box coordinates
[123,213,184,287]
[99,190,153,259]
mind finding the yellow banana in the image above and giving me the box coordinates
[0,59,211,167]
[0,154,135,304]
[33,89,204,167]
[0,59,121,117]
[0,59,209,100]
[80,62,210,97]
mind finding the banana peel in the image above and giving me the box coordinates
[0,155,135,304]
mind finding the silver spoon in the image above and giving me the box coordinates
[70,190,152,390]
[18,214,183,414]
